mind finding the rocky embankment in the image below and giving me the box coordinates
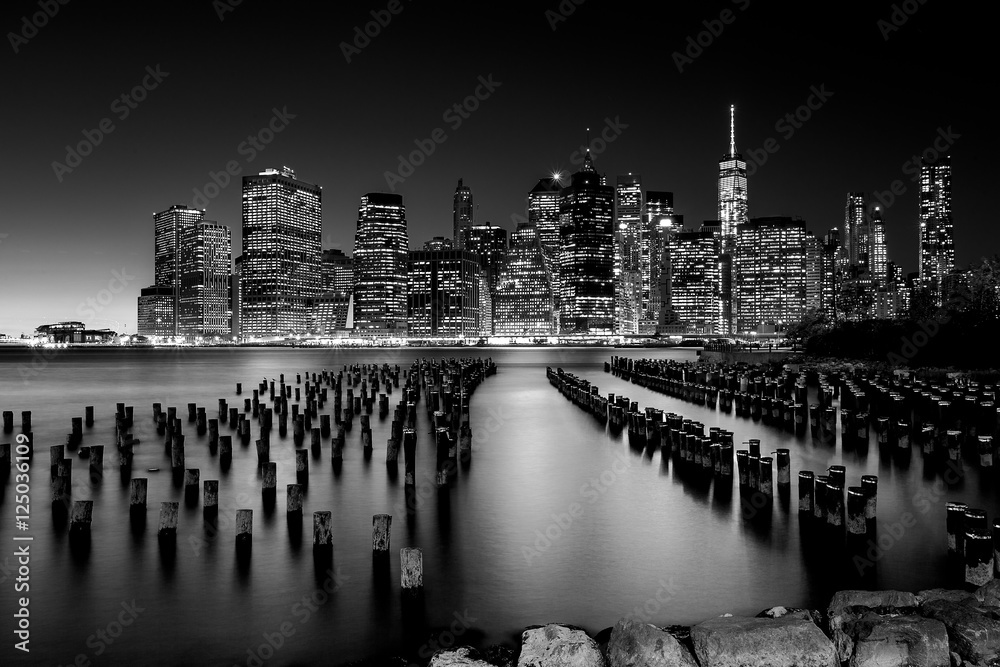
[421,583,1000,667]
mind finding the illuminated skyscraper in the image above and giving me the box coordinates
[735,217,808,332]
[407,250,483,337]
[423,236,454,251]
[353,193,408,336]
[558,151,614,334]
[453,179,474,249]
[322,249,353,293]
[669,228,721,334]
[311,249,353,335]
[179,221,232,336]
[493,222,555,336]
[919,156,954,303]
[718,105,748,253]
[869,206,888,286]
[614,174,643,335]
[241,166,322,338]
[137,286,174,337]
[152,204,205,335]
[717,106,746,334]
[844,192,866,268]
[641,191,674,334]
[462,223,508,292]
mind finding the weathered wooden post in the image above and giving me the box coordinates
[158,501,178,544]
[776,449,790,488]
[220,435,233,468]
[966,529,994,587]
[313,511,333,555]
[813,475,829,521]
[184,469,200,505]
[946,502,969,555]
[798,471,814,514]
[256,435,270,466]
[296,449,309,483]
[373,514,391,554]
[21,410,31,434]
[262,462,277,504]
[203,480,218,518]
[2,410,12,433]
[70,500,93,539]
[401,547,423,593]
[50,444,64,478]
[89,445,104,482]
[171,434,184,472]
[236,509,253,556]
[861,475,878,522]
[826,479,844,529]
[403,428,416,486]
[847,486,867,535]
[129,478,147,521]
[287,484,303,515]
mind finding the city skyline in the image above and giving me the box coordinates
[1,1,993,336]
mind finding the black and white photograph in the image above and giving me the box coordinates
[1,1,999,665]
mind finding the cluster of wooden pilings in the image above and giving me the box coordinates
[2,357,497,590]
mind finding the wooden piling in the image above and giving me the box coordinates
[401,547,423,592]
[798,471,814,514]
[847,486,867,535]
[220,435,232,466]
[3,410,13,433]
[776,449,790,487]
[129,478,146,519]
[373,514,391,553]
[313,511,333,549]
[403,428,416,486]
[21,410,31,434]
[89,445,104,480]
[203,480,218,516]
[171,434,184,471]
[236,509,253,553]
[158,501,178,540]
[296,448,309,482]
[287,484,303,514]
[947,502,969,554]
[826,480,844,528]
[70,500,93,537]
[262,462,277,499]
[966,530,994,587]
[861,475,878,520]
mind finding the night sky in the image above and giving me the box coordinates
[0,0,995,336]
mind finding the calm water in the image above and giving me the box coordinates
[0,346,997,666]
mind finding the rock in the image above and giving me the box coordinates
[518,624,604,667]
[606,618,697,667]
[978,580,1000,607]
[690,615,837,667]
[921,599,1000,665]
[828,590,921,663]
[848,613,950,667]
[429,647,493,667]
[757,606,823,625]
[919,590,980,606]
[482,645,516,667]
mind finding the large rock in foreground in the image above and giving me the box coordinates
[848,614,950,667]
[518,624,604,667]
[606,618,697,667]
[429,647,494,667]
[920,599,1000,665]
[690,615,837,667]
[828,590,921,663]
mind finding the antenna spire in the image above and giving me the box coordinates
[729,105,736,156]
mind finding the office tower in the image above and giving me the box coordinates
[558,151,615,334]
[232,255,242,339]
[137,286,174,337]
[423,236,454,251]
[311,249,353,335]
[179,221,232,336]
[869,206,888,286]
[844,192,866,268]
[669,228,721,334]
[462,223,507,335]
[735,217,808,332]
[717,106,746,333]
[805,233,822,312]
[820,230,840,315]
[919,156,954,303]
[353,193,409,336]
[614,174,643,335]
[528,176,562,328]
[407,250,483,337]
[322,249,353,293]
[151,204,205,335]
[641,191,674,334]
[493,222,555,336]
[718,105,748,253]
[453,179,474,249]
[241,166,322,338]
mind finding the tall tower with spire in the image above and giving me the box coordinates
[717,105,747,333]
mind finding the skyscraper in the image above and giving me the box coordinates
[669,228,721,334]
[407,249,483,337]
[137,286,174,337]
[528,176,562,329]
[735,217,808,332]
[493,222,555,336]
[353,193,408,336]
[718,105,748,253]
[311,249,353,335]
[152,204,205,335]
[614,174,643,335]
[641,191,674,334]
[844,192,866,268]
[241,166,322,338]
[717,106,747,334]
[453,179,474,249]
[919,156,954,303]
[462,223,507,335]
[179,221,232,336]
[869,206,888,286]
[558,151,614,334]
